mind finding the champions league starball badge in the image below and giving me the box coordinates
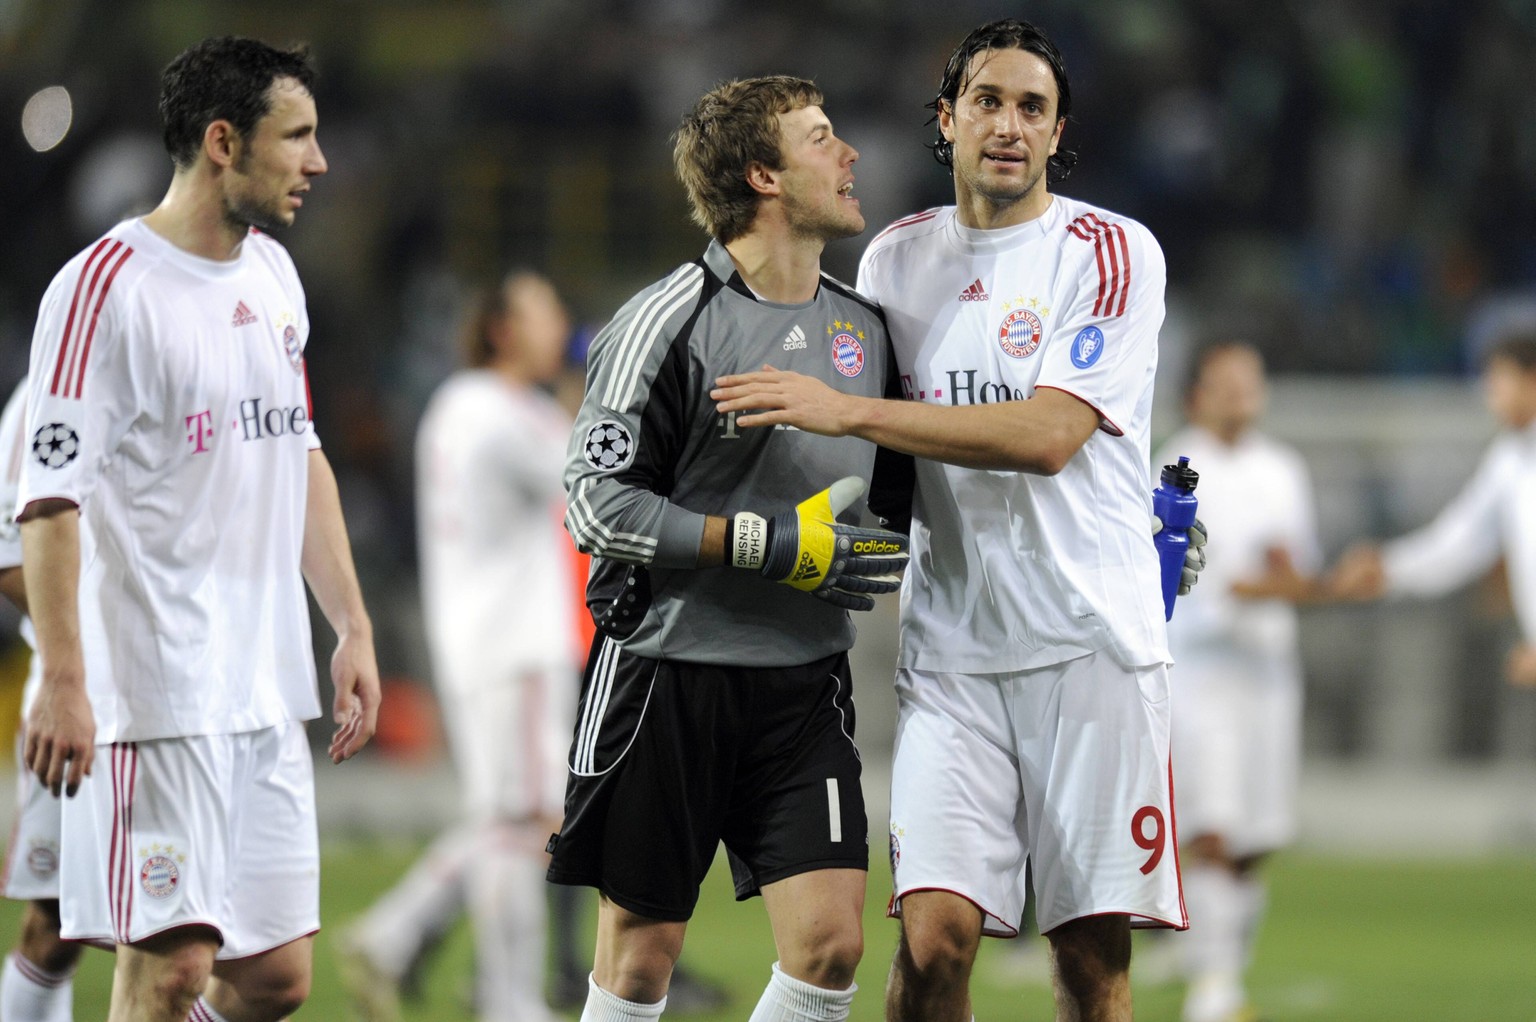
[31,423,79,469]
[583,419,636,472]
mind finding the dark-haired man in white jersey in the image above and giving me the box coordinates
[18,36,379,1022]
[716,19,1184,1022]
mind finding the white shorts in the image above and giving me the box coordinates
[438,666,575,822]
[1170,648,1302,857]
[3,734,63,901]
[59,721,320,958]
[887,650,1186,936]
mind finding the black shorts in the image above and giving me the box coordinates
[546,635,868,921]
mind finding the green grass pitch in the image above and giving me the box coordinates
[6,843,1533,1020]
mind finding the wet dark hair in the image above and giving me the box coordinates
[927,18,1077,181]
[1484,332,1536,372]
[160,36,317,169]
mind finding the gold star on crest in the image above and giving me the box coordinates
[856,329,865,340]
[1028,296,1040,309]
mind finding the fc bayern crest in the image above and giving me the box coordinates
[282,324,303,374]
[998,308,1043,359]
[832,332,865,377]
[140,854,181,898]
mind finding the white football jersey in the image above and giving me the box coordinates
[1381,419,1536,643]
[1157,426,1320,660]
[17,219,322,741]
[858,198,1170,672]
[0,377,40,709]
[416,370,577,693]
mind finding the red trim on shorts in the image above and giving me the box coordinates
[1165,755,1188,929]
[886,886,1020,938]
[110,743,139,943]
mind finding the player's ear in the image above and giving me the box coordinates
[203,119,240,170]
[745,160,780,198]
[937,99,956,144]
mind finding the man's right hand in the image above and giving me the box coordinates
[726,476,909,611]
[25,672,95,797]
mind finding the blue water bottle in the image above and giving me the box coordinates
[1152,455,1200,621]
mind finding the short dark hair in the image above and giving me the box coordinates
[1484,332,1536,372]
[160,36,317,169]
[928,19,1077,181]
[673,76,824,243]
[1183,341,1263,402]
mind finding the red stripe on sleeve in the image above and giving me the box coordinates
[69,245,133,400]
[1114,224,1132,317]
[58,241,124,400]
[1091,228,1110,316]
[49,238,113,396]
[302,358,313,418]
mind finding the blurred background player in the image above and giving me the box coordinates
[1154,342,1321,1022]
[339,270,577,1022]
[1316,332,1536,686]
[0,376,84,1022]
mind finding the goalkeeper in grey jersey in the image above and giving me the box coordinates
[547,76,910,1022]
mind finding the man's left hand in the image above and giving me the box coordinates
[1506,643,1536,688]
[328,631,381,763]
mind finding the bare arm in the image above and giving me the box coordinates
[712,368,1100,474]
[18,499,94,796]
[302,449,381,764]
[0,565,27,616]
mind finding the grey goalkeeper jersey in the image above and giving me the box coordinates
[565,240,899,666]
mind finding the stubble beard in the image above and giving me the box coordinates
[966,155,1048,215]
[225,186,292,235]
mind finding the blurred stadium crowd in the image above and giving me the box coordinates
[3,0,1536,776]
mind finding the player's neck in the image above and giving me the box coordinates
[954,184,1052,231]
[724,229,823,304]
[142,174,249,262]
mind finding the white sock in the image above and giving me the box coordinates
[1,952,74,1022]
[580,974,666,1021]
[747,961,856,1022]
[347,823,474,976]
[1234,874,1268,969]
[1180,865,1246,1022]
[187,997,232,1021]
[467,824,558,1021]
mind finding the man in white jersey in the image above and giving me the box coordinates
[0,377,88,1022]
[715,19,1183,1021]
[17,37,380,1022]
[1154,343,1320,1022]
[338,270,576,1022]
[1302,332,1536,685]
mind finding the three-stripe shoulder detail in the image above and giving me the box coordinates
[50,238,135,400]
[1066,213,1133,318]
[600,263,706,412]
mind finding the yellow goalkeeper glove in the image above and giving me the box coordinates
[727,476,909,611]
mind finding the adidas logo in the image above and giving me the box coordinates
[790,551,822,583]
[783,324,808,351]
[231,301,259,327]
[958,279,989,302]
